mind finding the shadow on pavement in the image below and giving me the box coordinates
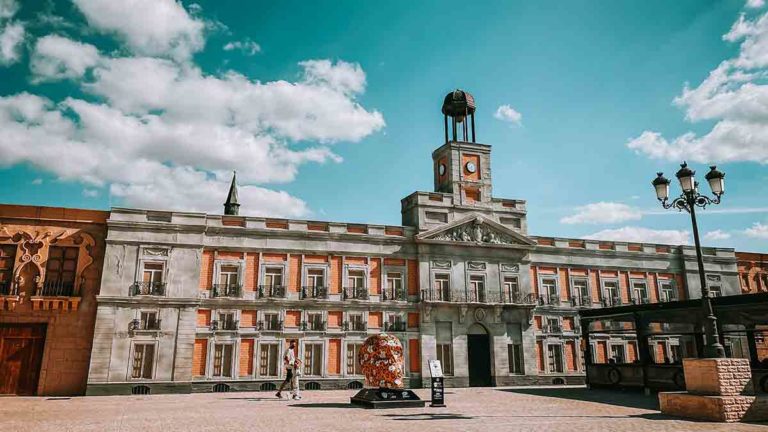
[498,387,660,410]
[289,402,361,409]
[380,413,474,421]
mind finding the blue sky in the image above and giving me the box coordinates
[0,0,766,251]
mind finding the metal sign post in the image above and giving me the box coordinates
[428,359,445,407]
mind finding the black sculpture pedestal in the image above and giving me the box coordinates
[350,388,426,409]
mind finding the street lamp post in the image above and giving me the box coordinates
[651,162,726,359]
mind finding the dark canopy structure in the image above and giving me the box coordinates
[579,292,768,393]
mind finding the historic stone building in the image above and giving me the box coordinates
[0,205,107,395]
[82,90,747,395]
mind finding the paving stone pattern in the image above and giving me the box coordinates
[3,386,768,432]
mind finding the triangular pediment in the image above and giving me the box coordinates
[416,214,536,247]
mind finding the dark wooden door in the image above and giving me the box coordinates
[468,334,492,387]
[0,325,46,395]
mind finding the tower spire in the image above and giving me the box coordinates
[224,171,240,215]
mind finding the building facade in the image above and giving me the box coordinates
[79,90,752,395]
[0,205,107,395]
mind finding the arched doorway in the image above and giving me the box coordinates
[467,323,492,387]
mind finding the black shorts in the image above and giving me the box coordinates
[285,368,294,380]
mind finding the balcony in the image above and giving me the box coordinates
[130,319,162,332]
[543,324,562,334]
[571,296,593,307]
[301,320,326,332]
[538,294,562,306]
[258,320,283,331]
[384,321,406,332]
[343,286,369,300]
[343,320,367,332]
[258,285,286,298]
[382,287,407,301]
[212,283,242,298]
[631,297,651,305]
[300,286,328,300]
[602,296,623,307]
[130,281,166,296]
[38,280,75,297]
[420,289,538,305]
[660,293,677,303]
[211,319,239,331]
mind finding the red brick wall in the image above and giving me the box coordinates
[241,310,256,328]
[192,339,208,376]
[288,255,301,293]
[369,258,381,295]
[536,341,544,372]
[409,339,421,373]
[199,250,214,290]
[327,311,342,328]
[327,339,341,375]
[330,256,342,294]
[565,341,577,372]
[244,253,258,292]
[284,310,301,328]
[407,260,419,295]
[197,310,211,327]
[407,313,419,329]
[368,312,382,329]
[239,339,254,377]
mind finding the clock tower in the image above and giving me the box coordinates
[433,89,493,207]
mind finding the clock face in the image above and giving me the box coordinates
[438,164,446,176]
[466,161,477,173]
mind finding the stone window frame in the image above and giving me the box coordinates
[569,276,590,301]
[706,274,723,297]
[500,269,521,302]
[259,261,289,288]
[382,264,408,298]
[344,339,365,377]
[544,341,566,374]
[136,247,171,285]
[127,339,159,381]
[538,274,560,300]
[255,338,282,379]
[430,271,452,299]
[133,307,161,333]
[601,277,621,304]
[303,309,326,330]
[629,278,649,303]
[300,338,326,377]
[658,279,677,302]
[212,258,246,289]
[466,271,487,302]
[302,262,330,289]
[343,263,369,291]
[344,310,368,328]
[208,339,239,379]
[607,340,629,364]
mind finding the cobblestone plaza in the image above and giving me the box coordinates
[3,386,767,432]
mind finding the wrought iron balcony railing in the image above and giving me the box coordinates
[384,321,407,332]
[300,286,328,299]
[571,296,593,307]
[382,287,407,301]
[537,294,562,306]
[258,320,283,331]
[130,319,162,331]
[543,324,562,334]
[130,281,166,296]
[420,289,538,305]
[601,296,623,307]
[212,283,242,298]
[258,285,286,298]
[301,320,327,332]
[38,280,75,297]
[631,296,651,305]
[211,319,239,331]
[660,293,678,303]
[343,286,369,300]
[343,321,367,332]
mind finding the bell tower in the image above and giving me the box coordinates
[433,89,493,206]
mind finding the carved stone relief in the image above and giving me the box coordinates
[431,218,516,244]
[501,264,520,273]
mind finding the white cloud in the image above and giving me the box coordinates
[627,11,768,164]
[0,0,18,19]
[585,226,691,245]
[223,39,261,56]
[704,229,731,241]
[0,21,23,65]
[744,222,768,238]
[299,59,367,95]
[72,0,205,61]
[561,202,642,224]
[82,188,99,198]
[31,178,43,185]
[493,104,523,126]
[31,35,102,81]
[747,0,765,9]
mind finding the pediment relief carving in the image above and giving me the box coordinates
[420,215,535,247]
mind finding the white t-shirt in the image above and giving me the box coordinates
[284,347,296,369]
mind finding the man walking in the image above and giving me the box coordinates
[276,341,302,400]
